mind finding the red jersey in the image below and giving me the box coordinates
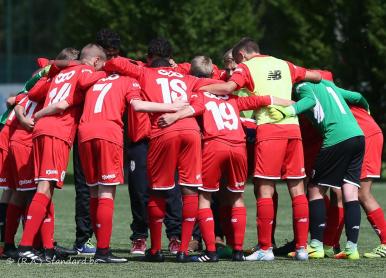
[127,107,151,142]
[174,62,224,80]
[32,65,106,145]
[192,92,271,144]
[350,105,381,137]
[78,74,141,146]
[9,96,43,147]
[105,57,206,138]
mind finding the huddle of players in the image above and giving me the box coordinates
[0,35,385,264]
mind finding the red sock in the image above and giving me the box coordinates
[333,208,344,248]
[257,198,274,250]
[219,206,233,247]
[179,195,198,254]
[292,195,309,249]
[148,196,166,254]
[90,197,98,238]
[19,193,50,247]
[367,208,386,244]
[198,208,216,252]
[231,207,246,251]
[272,191,278,244]
[96,198,114,249]
[323,205,344,246]
[41,201,55,249]
[4,203,24,245]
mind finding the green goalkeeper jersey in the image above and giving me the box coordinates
[292,80,365,148]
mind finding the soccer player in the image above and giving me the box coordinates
[128,37,184,255]
[268,79,368,260]
[201,38,321,261]
[157,56,294,262]
[78,72,188,263]
[16,44,107,262]
[104,56,215,263]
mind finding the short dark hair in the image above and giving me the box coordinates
[96,28,121,50]
[55,47,79,60]
[232,37,260,58]
[147,37,173,59]
[149,57,172,68]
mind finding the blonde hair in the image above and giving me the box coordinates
[190,56,213,78]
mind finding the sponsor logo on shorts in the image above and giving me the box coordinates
[0,178,6,183]
[26,215,32,220]
[46,170,58,175]
[352,226,360,230]
[205,217,213,222]
[130,161,135,172]
[297,218,308,223]
[60,171,66,182]
[184,217,196,222]
[318,223,326,227]
[102,174,116,180]
[19,179,33,186]
[231,218,238,223]
[235,182,245,187]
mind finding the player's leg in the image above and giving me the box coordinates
[73,135,95,255]
[145,133,178,262]
[0,148,11,255]
[194,140,223,263]
[127,140,149,255]
[247,139,285,261]
[323,189,344,257]
[176,130,201,262]
[93,139,126,263]
[335,136,364,260]
[359,133,386,258]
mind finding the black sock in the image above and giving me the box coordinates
[0,203,8,242]
[309,199,326,242]
[344,201,361,244]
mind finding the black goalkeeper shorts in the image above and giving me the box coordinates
[311,136,365,188]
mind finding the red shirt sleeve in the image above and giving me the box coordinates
[78,70,107,90]
[27,77,50,102]
[126,79,143,103]
[104,56,144,80]
[15,93,28,105]
[37,57,49,68]
[230,63,254,91]
[194,78,224,91]
[175,63,191,75]
[189,91,205,116]
[236,95,271,111]
[287,62,307,84]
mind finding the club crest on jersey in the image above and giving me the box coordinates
[267,70,282,80]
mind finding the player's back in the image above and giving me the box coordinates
[140,67,200,138]
[33,64,103,145]
[349,105,381,137]
[199,92,246,144]
[297,80,363,147]
[79,74,139,146]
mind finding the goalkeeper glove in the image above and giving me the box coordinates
[268,105,296,122]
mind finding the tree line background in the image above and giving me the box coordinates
[1,0,385,132]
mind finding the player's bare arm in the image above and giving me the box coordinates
[304,70,322,83]
[157,106,196,128]
[200,80,237,96]
[130,99,188,113]
[34,100,70,120]
[14,104,34,131]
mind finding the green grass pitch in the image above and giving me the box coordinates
[1,183,385,277]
